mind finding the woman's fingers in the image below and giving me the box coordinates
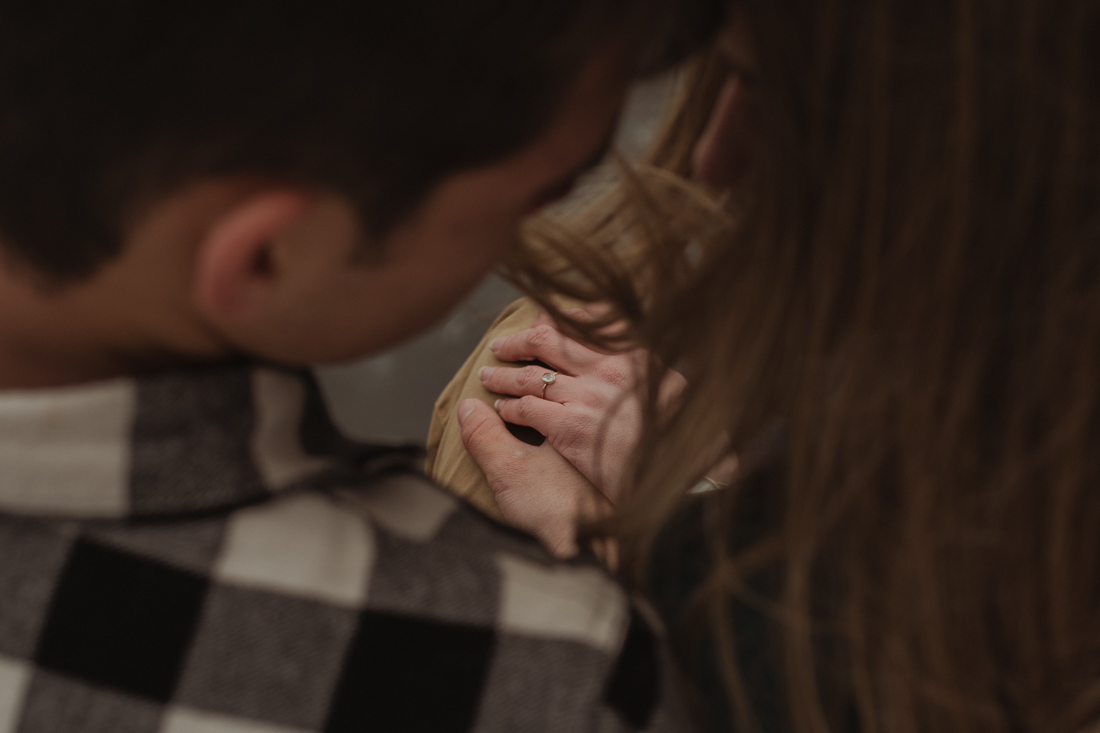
[490,324,599,373]
[480,365,575,402]
[493,395,565,436]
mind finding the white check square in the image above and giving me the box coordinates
[250,369,334,491]
[213,493,374,608]
[0,380,134,516]
[161,707,312,733]
[497,555,628,654]
[0,655,30,733]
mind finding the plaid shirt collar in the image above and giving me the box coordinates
[0,362,420,520]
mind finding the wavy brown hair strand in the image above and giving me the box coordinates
[514,0,1100,731]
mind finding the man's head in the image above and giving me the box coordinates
[0,0,721,385]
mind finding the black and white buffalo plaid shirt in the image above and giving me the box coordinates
[0,364,688,733]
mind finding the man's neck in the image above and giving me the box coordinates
[0,263,168,389]
[0,228,242,389]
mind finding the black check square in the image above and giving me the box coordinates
[325,611,495,733]
[34,538,208,702]
[604,609,660,729]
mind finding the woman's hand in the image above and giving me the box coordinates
[478,312,686,503]
[457,398,610,558]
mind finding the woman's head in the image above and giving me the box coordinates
[519,1,1100,731]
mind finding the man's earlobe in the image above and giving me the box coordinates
[192,190,311,320]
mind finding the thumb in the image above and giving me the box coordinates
[458,398,523,465]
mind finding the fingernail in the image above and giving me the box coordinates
[479,366,496,381]
[494,398,508,412]
[489,338,502,352]
[458,400,477,425]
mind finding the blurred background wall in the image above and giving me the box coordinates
[316,74,677,445]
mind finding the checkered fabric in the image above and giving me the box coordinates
[0,364,688,733]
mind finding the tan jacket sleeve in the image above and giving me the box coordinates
[425,297,541,520]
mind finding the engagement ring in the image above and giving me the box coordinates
[540,372,558,399]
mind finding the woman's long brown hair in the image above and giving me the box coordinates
[509,0,1100,731]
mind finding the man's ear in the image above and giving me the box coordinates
[192,190,311,321]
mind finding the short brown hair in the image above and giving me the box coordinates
[0,0,723,280]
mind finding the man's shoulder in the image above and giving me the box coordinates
[307,472,650,681]
[0,475,682,732]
